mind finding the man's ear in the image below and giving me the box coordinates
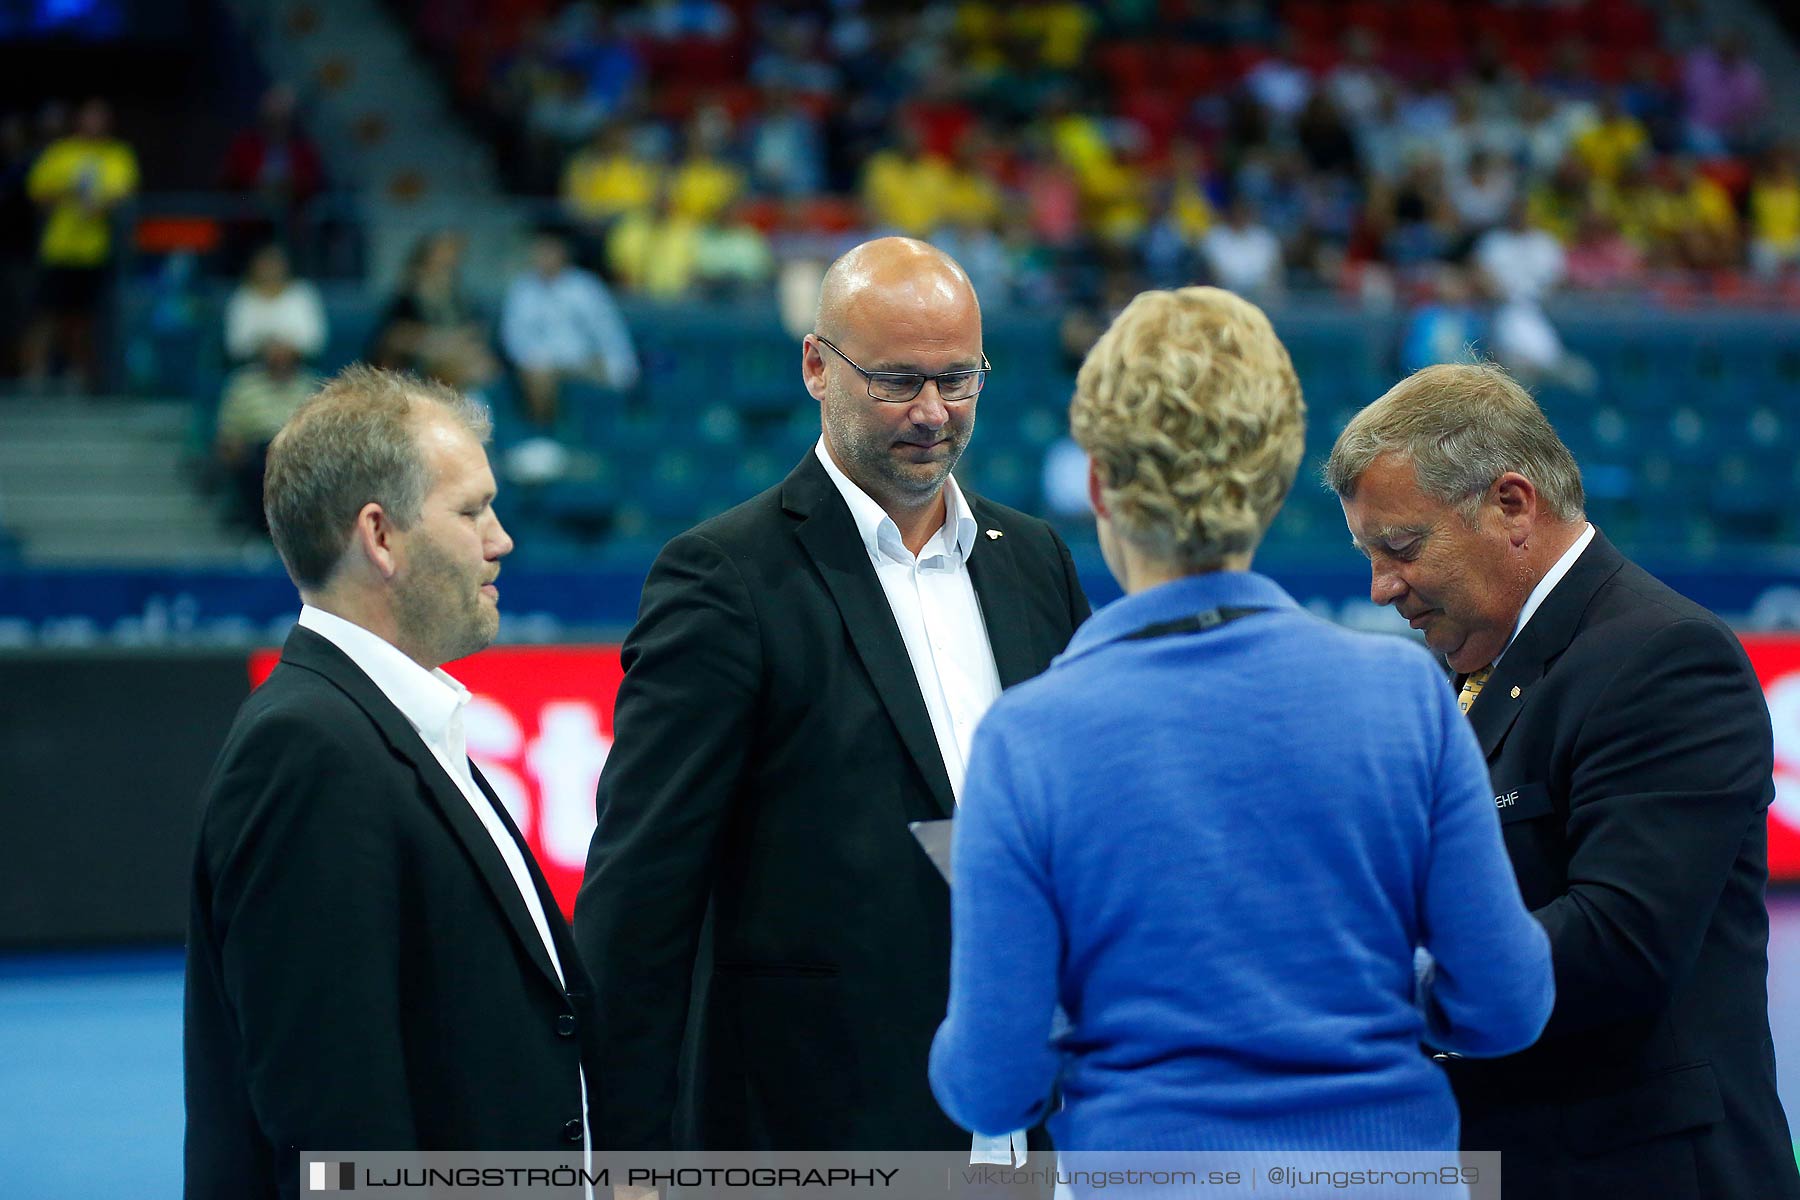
[1489,471,1539,547]
[1087,459,1111,520]
[801,336,828,403]
[352,502,401,580]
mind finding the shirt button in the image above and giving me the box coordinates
[556,1012,577,1037]
[563,1118,584,1143]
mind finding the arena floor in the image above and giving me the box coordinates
[5,897,1798,1197]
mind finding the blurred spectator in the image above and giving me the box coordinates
[933,213,1010,308]
[1295,92,1358,179]
[526,65,609,170]
[607,184,701,297]
[1527,155,1597,244]
[1016,129,1082,248]
[1449,150,1520,239]
[552,3,645,116]
[562,123,661,233]
[1434,86,1521,179]
[1400,264,1484,374]
[1475,202,1566,305]
[1244,35,1312,128]
[1009,0,1094,72]
[219,85,325,214]
[938,132,1004,231]
[692,202,775,299]
[668,107,745,223]
[1620,51,1682,154]
[224,244,326,365]
[1476,203,1594,392]
[1749,146,1800,279]
[21,98,137,393]
[1649,157,1740,270]
[0,113,37,375]
[1540,39,1601,105]
[1325,28,1389,130]
[750,12,838,95]
[1517,88,1583,177]
[1682,34,1768,155]
[214,338,318,531]
[500,229,639,427]
[369,232,497,394]
[1565,208,1645,292]
[623,0,737,41]
[748,87,826,197]
[1049,97,1147,243]
[1571,94,1650,187]
[1383,159,1455,268]
[1354,88,1410,183]
[862,123,952,235]
[1200,197,1282,298]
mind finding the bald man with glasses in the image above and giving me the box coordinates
[575,237,1089,1153]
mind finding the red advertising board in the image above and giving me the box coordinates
[255,634,1800,914]
[1743,635,1800,882]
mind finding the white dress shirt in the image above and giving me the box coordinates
[815,440,1002,799]
[296,606,590,1153]
[1494,523,1594,668]
[813,442,1025,1165]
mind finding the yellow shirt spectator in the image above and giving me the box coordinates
[28,135,139,267]
[939,164,1002,228]
[862,150,956,235]
[669,156,744,223]
[1751,172,1800,252]
[955,2,1006,73]
[1171,181,1216,240]
[1011,1,1094,71]
[563,149,660,225]
[1570,115,1648,185]
[607,210,701,298]
[1670,173,1738,237]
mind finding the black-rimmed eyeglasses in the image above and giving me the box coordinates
[812,335,990,404]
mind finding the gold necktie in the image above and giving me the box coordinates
[1457,666,1493,715]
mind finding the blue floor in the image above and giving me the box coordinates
[4,903,1799,1198]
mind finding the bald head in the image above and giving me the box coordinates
[802,237,984,538]
[814,237,980,344]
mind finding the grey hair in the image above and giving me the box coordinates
[264,364,492,590]
[1324,362,1584,523]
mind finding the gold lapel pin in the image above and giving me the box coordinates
[1510,686,1521,699]
[985,529,1003,540]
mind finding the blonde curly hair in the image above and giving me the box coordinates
[1070,287,1306,571]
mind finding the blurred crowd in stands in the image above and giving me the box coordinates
[5,0,1800,536]
[395,0,1800,316]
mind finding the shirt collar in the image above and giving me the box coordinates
[1059,571,1300,666]
[1495,522,1594,667]
[813,437,977,566]
[297,605,472,752]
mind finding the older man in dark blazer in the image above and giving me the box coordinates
[574,237,1089,1153]
[185,367,592,1199]
[1328,363,1798,1200]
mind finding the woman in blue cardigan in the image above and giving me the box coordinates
[929,287,1552,1158]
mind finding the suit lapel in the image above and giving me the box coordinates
[784,456,958,817]
[964,493,1041,689]
[1464,530,1626,758]
[281,627,567,995]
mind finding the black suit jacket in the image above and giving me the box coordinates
[1445,531,1798,1200]
[574,453,1090,1150]
[184,626,593,1199]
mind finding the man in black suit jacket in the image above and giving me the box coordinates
[574,238,1089,1152]
[185,366,592,1199]
[1329,363,1798,1200]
